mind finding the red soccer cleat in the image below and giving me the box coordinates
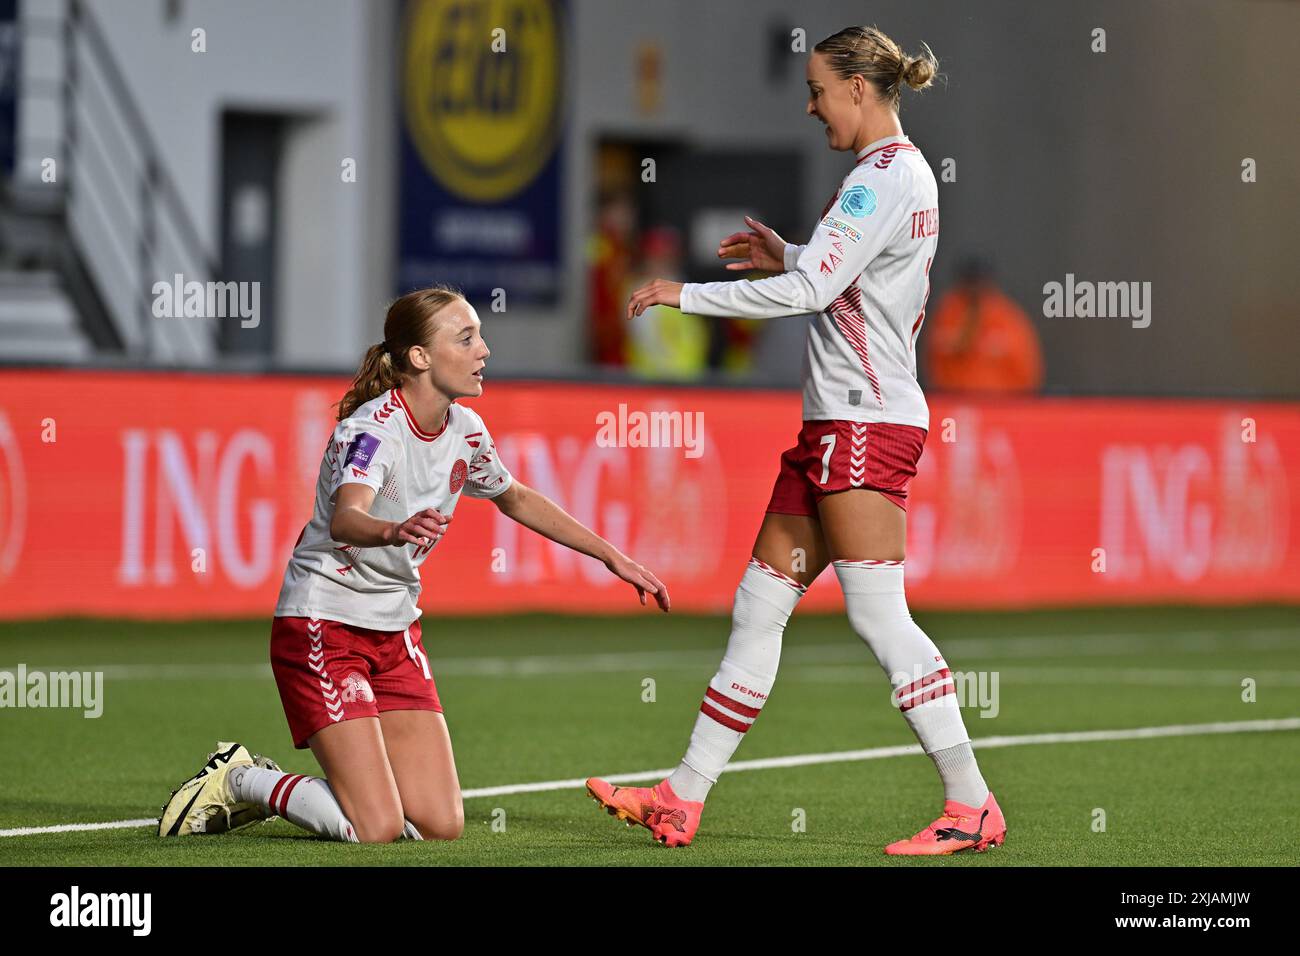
[884,791,1007,856]
[585,777,703,847]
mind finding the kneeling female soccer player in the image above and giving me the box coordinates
[160,285,670,843]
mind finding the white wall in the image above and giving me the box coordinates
[19,0,393,366]
[16,0,1300,393]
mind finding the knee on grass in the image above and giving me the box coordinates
[351,810,407,844]
[406,806,465,842]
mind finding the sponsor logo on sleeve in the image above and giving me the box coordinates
[820,216,863,242]
[344,432,381,470]
[839,184,877,218]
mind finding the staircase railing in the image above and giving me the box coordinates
[16,0,219,362]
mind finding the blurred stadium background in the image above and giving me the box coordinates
[0,0,1297,864]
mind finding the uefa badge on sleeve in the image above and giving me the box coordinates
[839,185,877,218]
[344,432,381,469]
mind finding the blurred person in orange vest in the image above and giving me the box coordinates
[587,189,638,367]
[924,257,1044,393]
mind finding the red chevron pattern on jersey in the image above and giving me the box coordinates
[372,395,398,426]
[828,283,885,408]
[856,140,918,169]
[468,444,506,491]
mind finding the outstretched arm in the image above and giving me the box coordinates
[491,480,671,611]
[681,173,907,319]
[627,215,794,320]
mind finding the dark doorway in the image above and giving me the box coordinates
[219,112,284,355]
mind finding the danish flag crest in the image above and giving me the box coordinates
[340,671,375,704]
[449,458,468,494]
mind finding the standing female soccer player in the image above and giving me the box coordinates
[160,286,670,843]
[586,26,1006,855]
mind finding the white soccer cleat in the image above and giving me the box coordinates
[158,741,280,837]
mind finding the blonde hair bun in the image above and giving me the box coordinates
[902,50,936,91]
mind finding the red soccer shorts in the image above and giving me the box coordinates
[270,616,442,749]
[766,419,927,515]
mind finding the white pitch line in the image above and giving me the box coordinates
[469,717,1300,793]
[788,666,1300,687]
[0,818,160,838]
[2,716,1297,838]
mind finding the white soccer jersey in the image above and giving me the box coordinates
[680,135,939,429]
[275,387,513,630]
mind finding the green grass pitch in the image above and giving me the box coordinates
[1,606,1297,866]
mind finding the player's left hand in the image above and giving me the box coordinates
[627,279,683,319]
[718,215,786,272]
[605,553,671,612]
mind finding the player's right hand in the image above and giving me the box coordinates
[388,508,451,548]
[718,215,787,273]
[604,553,671,612]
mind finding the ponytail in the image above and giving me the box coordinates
[337,343,404,421]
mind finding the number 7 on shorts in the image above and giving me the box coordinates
[819,433,836,485]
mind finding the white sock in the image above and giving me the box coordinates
[834,560,981,774]
[668,558,805,803]
[401,820,424,840]
[230,765,359,843]
[929,741,990,808]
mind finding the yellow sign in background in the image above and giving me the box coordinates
[403,0,563,202]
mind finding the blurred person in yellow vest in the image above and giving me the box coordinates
[924,257,1044,394]
[627,227,709,379]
